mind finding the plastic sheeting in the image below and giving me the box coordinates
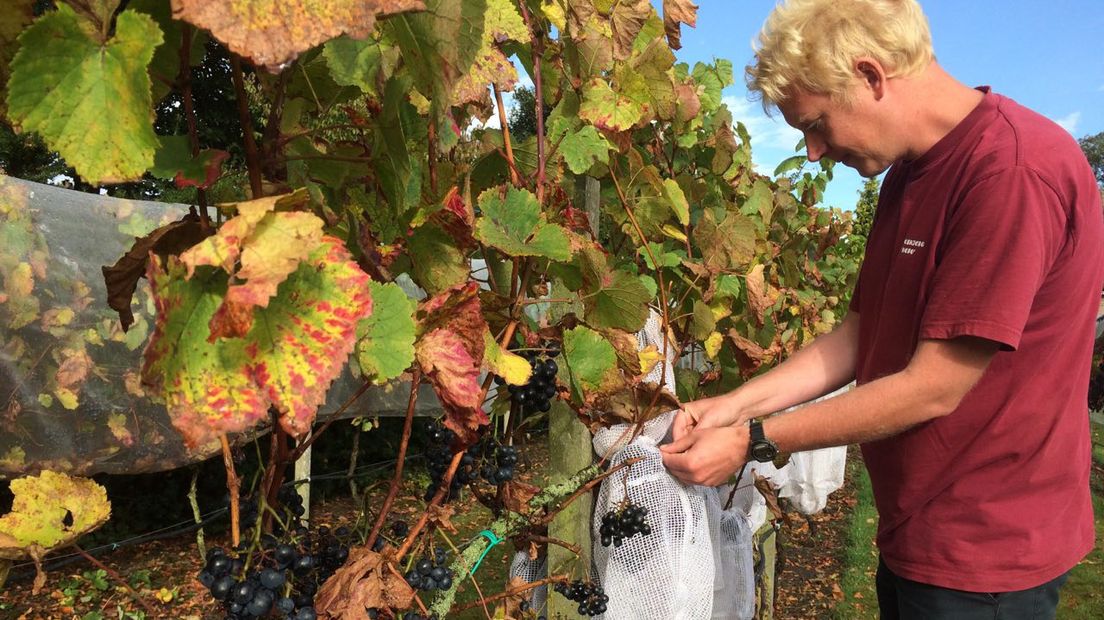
[0,176,438,479]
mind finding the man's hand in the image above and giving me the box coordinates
[670,393,746,442]
[660,424,750,487]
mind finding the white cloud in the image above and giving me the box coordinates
[1052,111,1081,135]
[724,94,803,156]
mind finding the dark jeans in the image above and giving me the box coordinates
[876,556,1069,620]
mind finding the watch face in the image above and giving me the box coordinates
[751,442,778,462]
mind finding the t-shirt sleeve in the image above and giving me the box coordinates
[920,167,1067,350]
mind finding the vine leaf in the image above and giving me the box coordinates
[322,35,390,97]
[142,237,372,445]
[577,245,650,332]
[474,187,572,262]
[561,326,622,406]
[101,212,211,332]
[482,329,531,386]
[692,209,757,274]
[408,223,470,295]
[579,78,644,132]
[451,0,527,105]
[315,547,415,618]
[150,135,230,189]
[0,0,34,118]
[609,0,650,60]
[597,381,680,425]
[356,281,416,385]
[180,190,324,339]
[170,0,425,70]
[661,178,689,226]
[416,328,485,440]
[559,125,611,175]
[662,0,698,50]
[0,472,111,593]
[6,5,162,185]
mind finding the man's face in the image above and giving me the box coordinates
[777,87,893,178]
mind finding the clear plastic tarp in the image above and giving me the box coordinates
[0,176,438,479]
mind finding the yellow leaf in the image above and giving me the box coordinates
[541,0,566,30]
[637,345,663,376]
[660,224,687,242]
[709,300,732,322]
[37,393,53,408]
[54,388,78,410]
[704,331,723,359]
[481,330,532,386]
[155,587,173,603]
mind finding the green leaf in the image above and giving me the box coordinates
[0,472,110,561]
[661,178,689,226]
[150,135,229,189]
[356,282,416,384]
[689,299,715,340]
[322,35,387,96]
[387,0,484,113]
[579,78,643,131]
[474,187,572,261]
[561,326,620,405]
[129,0,206,102]
[773,155,806,177]
[559,125,611,174]
[6,6,162,185]
[583,269,651,332]
[742,178,776,223]
[0,0,34,118]
[408,223,471,295]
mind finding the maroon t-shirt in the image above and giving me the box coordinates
[850,88,1102,592]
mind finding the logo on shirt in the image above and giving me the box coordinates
[900,238,926,255]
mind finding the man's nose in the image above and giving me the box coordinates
[805,136,827,162]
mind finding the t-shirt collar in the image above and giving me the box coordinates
[904,86,996,176]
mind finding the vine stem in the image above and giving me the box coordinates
[365,370,422,551]
[493,84,520,187]
[230,54,264,199]
[289,378,373,462]
[537,456,643,526]
[71,545,157,616]
[609,167,677,415]
[428,117,438,195]
[516,1,546,203]
[393,449,465,563]
[219,434,241,548]
[177,23,208,223]
[451,573,570,614]
[526,535,581,556]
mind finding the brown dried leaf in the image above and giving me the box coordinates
[171,0,425,70]
[609,0,650,60]
[54,348,92,390]
[595,381,680,425]
[101,212,209,331]
[427,503,458,534]
[501,480,541,516]
[315,547,414,619]
[662,0,697,50]
[755,473,785,522]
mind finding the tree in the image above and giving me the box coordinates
[853,177,879,239]
[1079,131,1103,187]
[506,86,548,142]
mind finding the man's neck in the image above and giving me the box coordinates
[898,64,986,161]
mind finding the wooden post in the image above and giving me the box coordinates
[546,401,593,619]
[545,176,601,618]
[295,443,312,521]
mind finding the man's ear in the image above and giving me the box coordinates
[855,58,887,100]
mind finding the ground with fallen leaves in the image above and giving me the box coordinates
[0,440,861,620]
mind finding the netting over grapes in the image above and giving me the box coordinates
[589,312,755,620]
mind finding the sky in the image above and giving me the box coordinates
[497,0,1104,211]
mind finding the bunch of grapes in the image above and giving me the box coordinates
[225,485,307,536]
[197,524,355,619]
[599,501,651,547]
[507,348,559,414]
[553,579,608,617]
[404,547,454,592]
[423,421,521,501]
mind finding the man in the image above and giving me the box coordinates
[660,0,1103,618]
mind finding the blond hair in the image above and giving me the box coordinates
[746,0,934,110]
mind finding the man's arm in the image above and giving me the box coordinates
[671,310,861,440]
[662,335,999,486]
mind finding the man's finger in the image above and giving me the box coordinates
[660,432,696,454]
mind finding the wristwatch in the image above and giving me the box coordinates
[747,418,779,463]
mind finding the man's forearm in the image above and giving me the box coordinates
[726,311,859,419]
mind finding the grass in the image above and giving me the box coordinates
[833,449,878,620]
[835,422,1104,620]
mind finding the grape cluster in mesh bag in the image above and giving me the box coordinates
[197,524,355,619]
[404,546,454,592]
[423,420,520,502]
[504,347,560,413]
[553,579,609,617]
[599,500,651,547]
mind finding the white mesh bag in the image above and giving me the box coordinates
[589,312,729,620]
[508,549,547,614]
[710,477,756,619]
